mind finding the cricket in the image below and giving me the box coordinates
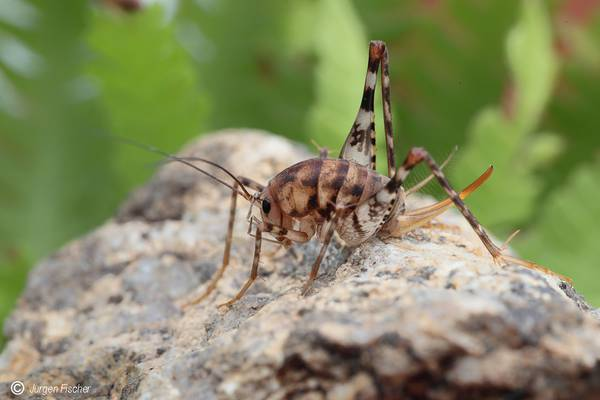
[127,40,569,309]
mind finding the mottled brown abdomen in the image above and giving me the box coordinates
[268,158,388,222]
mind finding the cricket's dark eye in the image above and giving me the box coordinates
[262,199,271,214]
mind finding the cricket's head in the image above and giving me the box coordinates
[257,188,283,230]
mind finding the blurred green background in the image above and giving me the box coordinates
[1,0,599,347]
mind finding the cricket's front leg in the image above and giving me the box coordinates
[181,175,266,310]
[181,181,239,309]
[219,218,312,308]
[218,228,263,308]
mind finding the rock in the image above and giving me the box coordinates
[1,129,600,399]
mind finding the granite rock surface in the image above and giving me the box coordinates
[1,130,599,400]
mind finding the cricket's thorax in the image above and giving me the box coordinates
[267,158,388,223]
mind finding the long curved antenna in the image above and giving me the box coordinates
[114,135,252,200]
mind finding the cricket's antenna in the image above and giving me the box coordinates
[113,135,253,200]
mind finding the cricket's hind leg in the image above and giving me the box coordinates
[389,147,571,282]
[382,165,493,237]
[340,40,397,177]
[339,41,379,170]
[379,41,396,177]
[406,146,456,195]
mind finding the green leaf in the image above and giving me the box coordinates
[0,256,28,349]
[539,11,600,196]
[306,0,367,150]
[0,0,114,259]
[450,0,558,232]
[523,132,564,170]
[506,0,557,132]
[86,5,208,192]
[0,0,114,346]
[517,160,600,306]
[176,0,314,141]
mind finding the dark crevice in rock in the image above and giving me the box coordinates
[116,180,191,223]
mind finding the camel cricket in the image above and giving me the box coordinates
[135,41,568,308]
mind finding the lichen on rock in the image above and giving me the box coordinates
[1,130,600,399]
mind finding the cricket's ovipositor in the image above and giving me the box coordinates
[125,40,569,308]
